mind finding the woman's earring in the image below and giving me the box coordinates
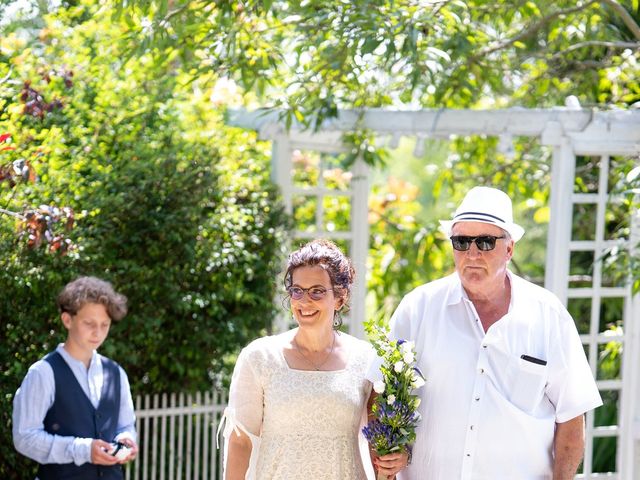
[281,295,291,311]
[333,310,343,329]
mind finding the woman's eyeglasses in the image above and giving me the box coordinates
[450,235,505,251]
[287,286,333,301]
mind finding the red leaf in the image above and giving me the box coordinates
[28,163,36,183]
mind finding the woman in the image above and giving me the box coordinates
[220,239,375,480]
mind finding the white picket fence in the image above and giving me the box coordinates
[125,390,228,480]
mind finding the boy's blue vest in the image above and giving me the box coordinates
[38,350,124,480]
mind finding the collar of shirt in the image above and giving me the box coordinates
[444,269,516,310]
[55,344,104,408]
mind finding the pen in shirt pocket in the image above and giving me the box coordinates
[521,354,547,366]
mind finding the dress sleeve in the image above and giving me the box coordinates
[227,345,264,436]
[357,364,376,480]
[218,344,264,480]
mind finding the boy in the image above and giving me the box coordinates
[13,276,138,479]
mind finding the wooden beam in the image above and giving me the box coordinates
[228,107,640,141]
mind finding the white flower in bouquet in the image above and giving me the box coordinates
[412,373,426,389]
[373,380,386,394]
[399,341,414,354]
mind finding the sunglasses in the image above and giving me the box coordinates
[287,286,333,301]
[450,235,506,251]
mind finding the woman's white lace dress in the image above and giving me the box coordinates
[221,332,373,480]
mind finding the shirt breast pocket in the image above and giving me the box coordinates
[508,355,548,413]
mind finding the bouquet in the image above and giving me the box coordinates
[363,324,425,480]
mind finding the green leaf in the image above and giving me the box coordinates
[361,37,382,55]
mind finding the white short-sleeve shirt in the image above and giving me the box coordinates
[368,271,602,480]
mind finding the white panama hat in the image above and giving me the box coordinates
[439,186,525,242]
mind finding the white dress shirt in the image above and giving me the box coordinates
[368,271,602,480]
[12,344,137,467]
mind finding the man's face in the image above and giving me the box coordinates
[451,222,514,296]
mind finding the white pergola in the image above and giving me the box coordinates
[229,106,640,479]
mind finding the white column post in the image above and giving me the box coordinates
[619,202,640,478]
[350,157,370,339]
[271,133,293,214]
[271,134,294,334]
[543,133,575,302]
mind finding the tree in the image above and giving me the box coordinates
[104,0,638,292]
[100,0,640,124]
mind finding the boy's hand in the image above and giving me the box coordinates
[116,437,139,464]
[91,439,121,465]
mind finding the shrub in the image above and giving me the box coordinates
[0,5,289,477]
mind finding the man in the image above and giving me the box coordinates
[370,186,602,480]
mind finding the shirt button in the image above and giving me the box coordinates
[466,453,471,457]
[475,396,480,401]
[470,425,474,430]
[479,368,485,373]
[482,345,487,349]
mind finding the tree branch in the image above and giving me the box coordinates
[161,3,191,24]
[600,0,640,40]
[0,207,24,219]
[432,0,456,16]
[557,59,615,71]
[470,1,599,62]
[551,40,640,58]
[0,68,11,86]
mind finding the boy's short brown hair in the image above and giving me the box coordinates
[57,276,128,321]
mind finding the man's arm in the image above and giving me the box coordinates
[553,414,585,480]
